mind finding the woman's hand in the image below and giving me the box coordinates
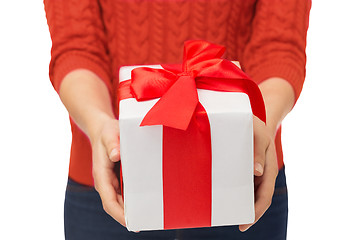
[238,77,295,231]
[90,116,126,226]
[58,69,126,226]
[239,116,278,232]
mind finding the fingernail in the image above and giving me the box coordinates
[255,163,263,175]
[110,148,119,159]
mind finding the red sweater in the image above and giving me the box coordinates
[44,0,311,186]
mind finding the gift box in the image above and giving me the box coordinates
[118,40,266,232]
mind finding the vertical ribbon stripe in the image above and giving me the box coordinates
[162,103,212,229]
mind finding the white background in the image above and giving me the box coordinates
[0,1,354,239]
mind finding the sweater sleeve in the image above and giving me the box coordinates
[241,0,311,103]
[44,0,112,95]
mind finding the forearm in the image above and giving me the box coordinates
[258,77,295,136]
[59,69,115,141]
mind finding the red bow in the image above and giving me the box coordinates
[120,40,266,130]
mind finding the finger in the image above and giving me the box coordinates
[253,117,268,176]
[254,146,265,177]
[239,175,274,232]
[240,143,278,232]
[101,130,121,163]
[95,169,126,226]
[109,147,120,162]
[93,145,125,226]
[239,186,271,232]
[101,190,126,226]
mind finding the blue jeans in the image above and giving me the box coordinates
[64,167,288,240]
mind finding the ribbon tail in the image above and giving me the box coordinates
[140,75,199,130]
[244,80,266,123]
[163,103,212,229]
[196,77,266,123]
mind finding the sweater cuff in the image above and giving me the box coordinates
[247,60,305,103]
[50,52,112,95]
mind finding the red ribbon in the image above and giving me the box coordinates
[119,40,266,129]
[162,103,212,229]
[118,40,265,229]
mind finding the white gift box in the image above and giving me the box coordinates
[119,65,255,232]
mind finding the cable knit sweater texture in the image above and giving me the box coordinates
[44,0,311,186]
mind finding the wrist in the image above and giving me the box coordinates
[87,111,116,143]
[258,77,295,137]
[59,69,117,143]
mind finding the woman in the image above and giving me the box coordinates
[44,0,311,239]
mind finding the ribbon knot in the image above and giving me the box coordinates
[177,71,195,78]
[120,40,266,130]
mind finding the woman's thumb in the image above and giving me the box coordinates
[109,147,120,162]
[102,134,120,162]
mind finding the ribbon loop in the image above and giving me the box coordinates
[183,40,226,71]
[140,75,199,130]
[131,67,178,100]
